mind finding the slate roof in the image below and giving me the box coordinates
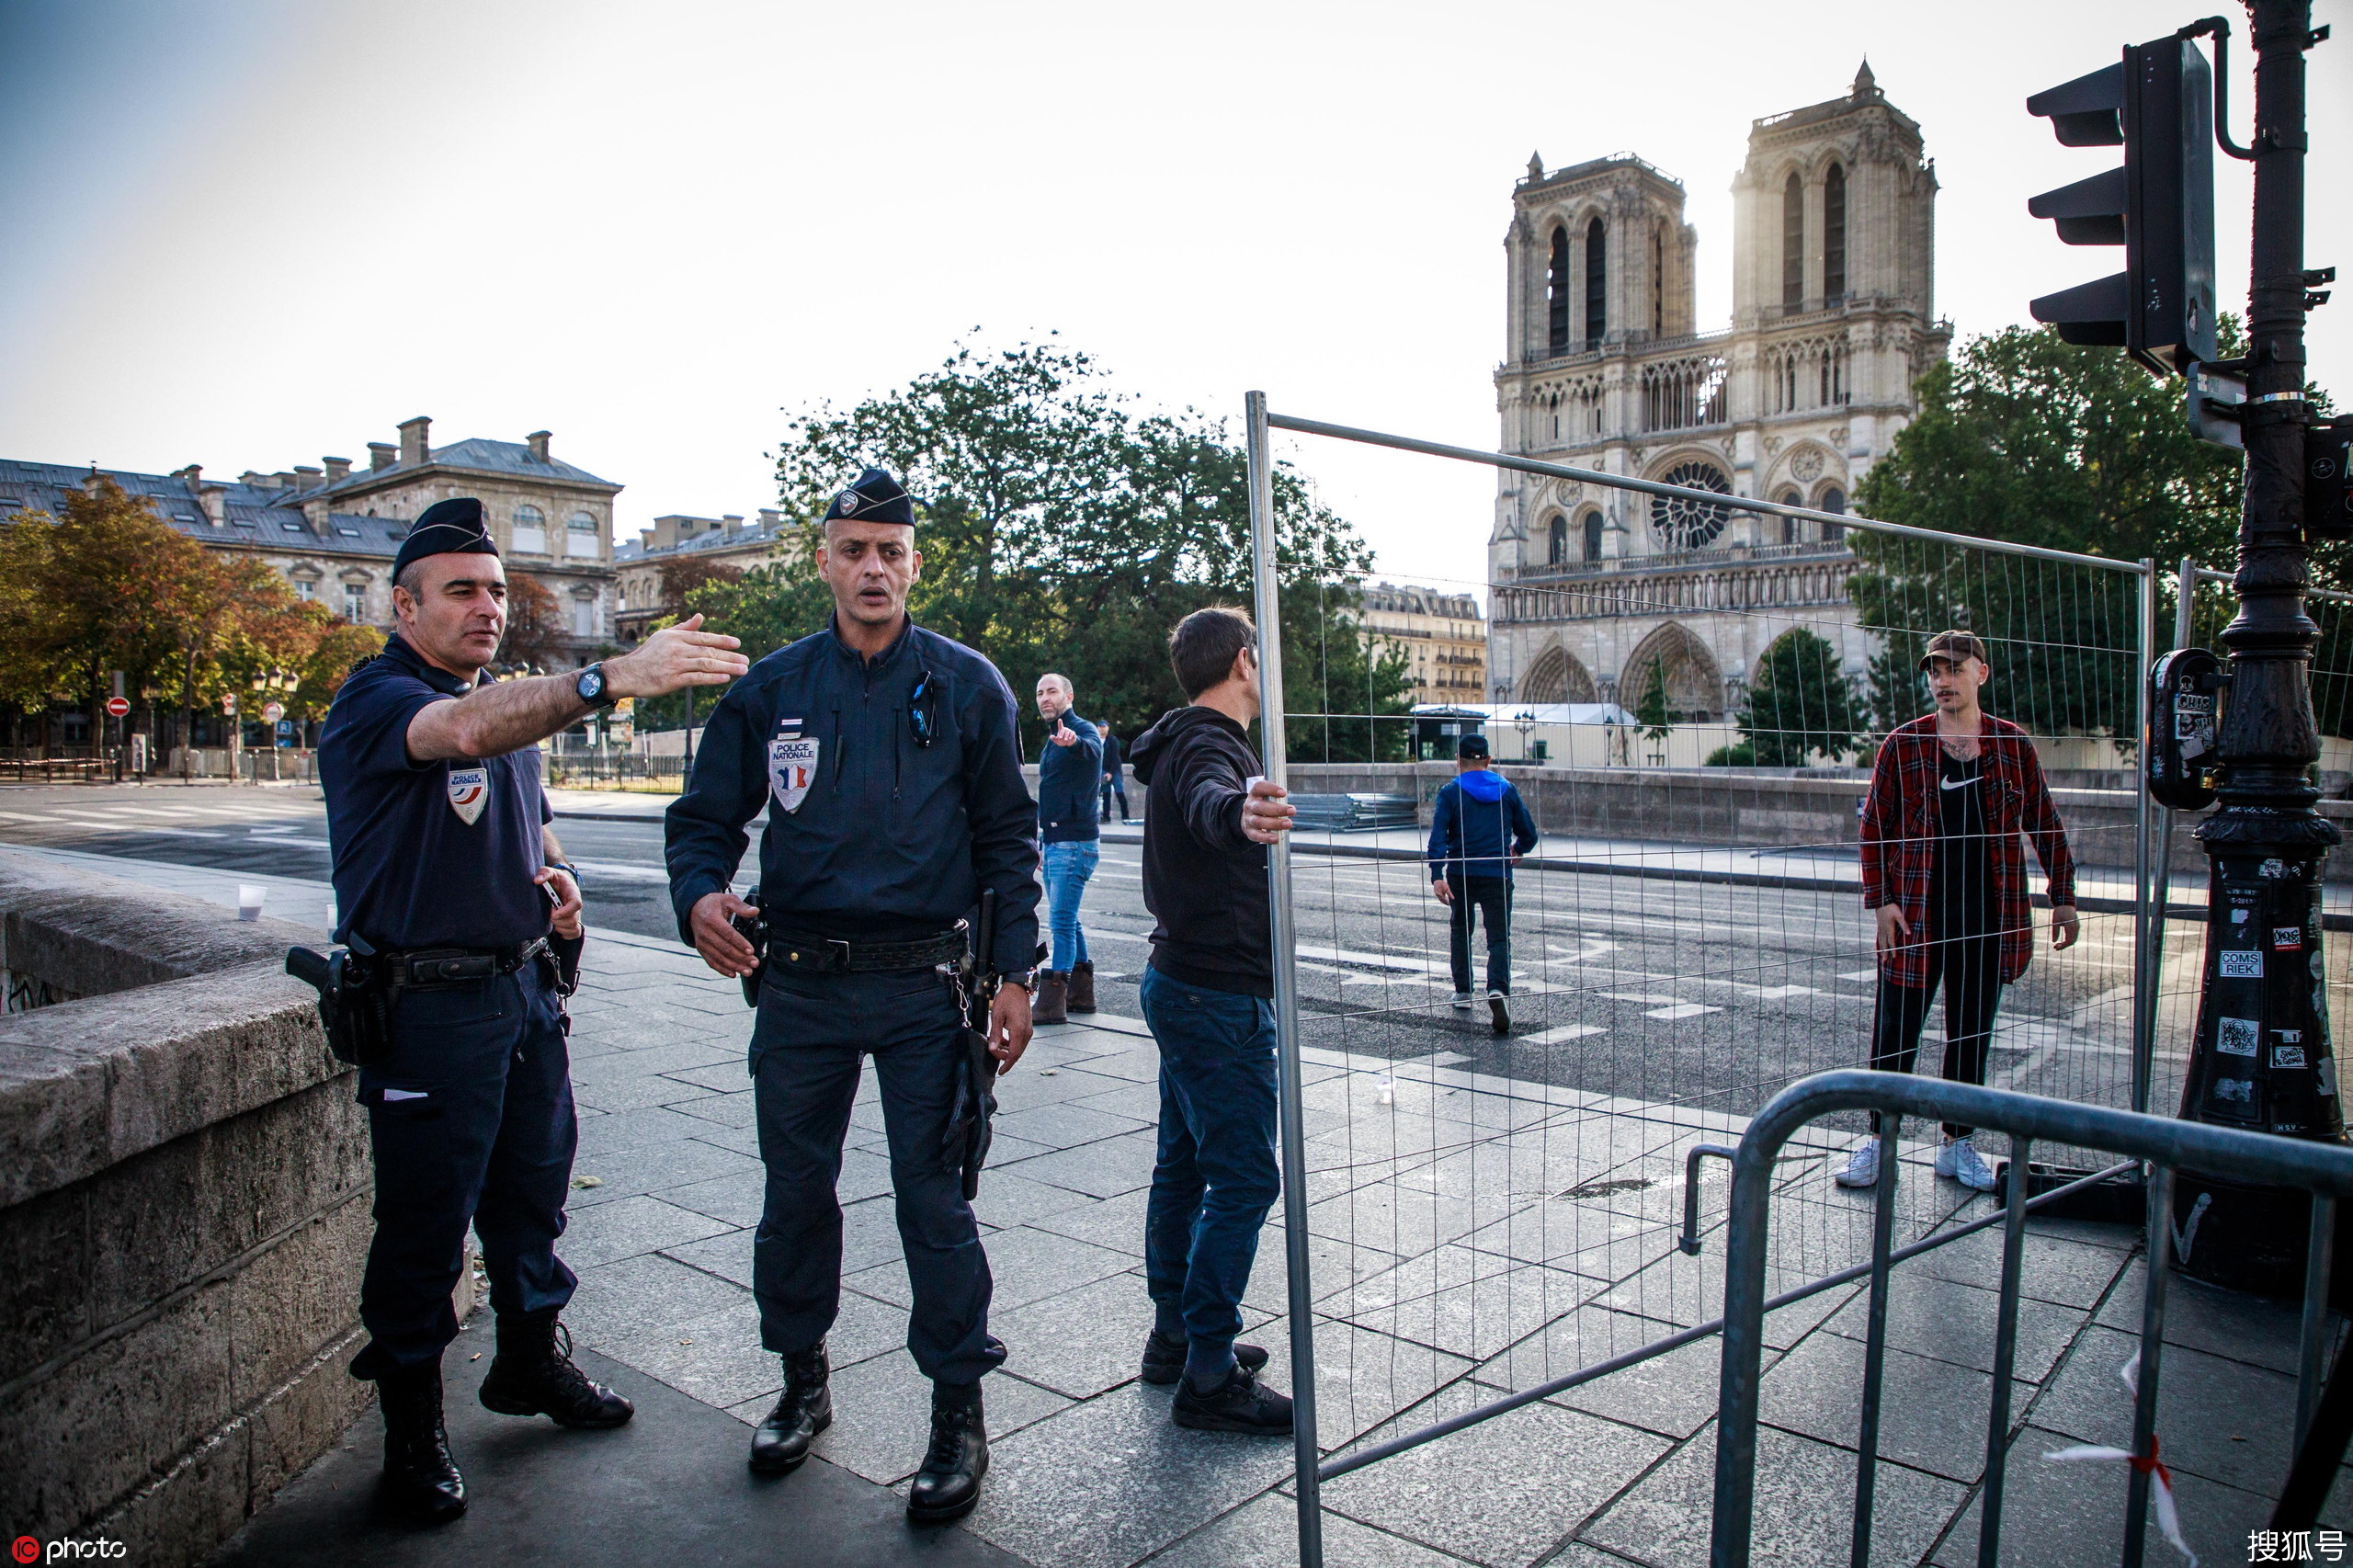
[313,437,620,501]
[613,517,795,565]
[0,459,409,559]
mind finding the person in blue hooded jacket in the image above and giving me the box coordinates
[1427,733,1539,1033]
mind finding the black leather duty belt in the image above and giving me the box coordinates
[766,929,965,975]
[388,938,551,988]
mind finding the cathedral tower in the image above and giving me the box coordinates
[1485,62,1949,725]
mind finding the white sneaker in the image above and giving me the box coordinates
[1939,1136,1997,1192]
[1450,993,1474,1010]
[1834,1138,1880,1188]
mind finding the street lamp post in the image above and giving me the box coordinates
[2174,0,2345,1295]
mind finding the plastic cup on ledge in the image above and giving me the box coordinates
[238,884,266,922]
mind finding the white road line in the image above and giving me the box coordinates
[1526,1023,1606,1044]
[1644,1003,1723,1021]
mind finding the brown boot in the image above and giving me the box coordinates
[1067,961,1097,1014]
[1033,971,1069,1025]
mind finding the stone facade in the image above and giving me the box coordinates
[613,509,801,646]
[1358,580,1486,706]
[1488,61,1949,721]
[0,416,623,668]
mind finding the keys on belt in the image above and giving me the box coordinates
[392,939,550,987]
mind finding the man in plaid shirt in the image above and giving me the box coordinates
[1837,630,2081,1192]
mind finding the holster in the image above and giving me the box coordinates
[285,939,398,1066]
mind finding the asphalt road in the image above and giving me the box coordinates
[0,780,2181,1130]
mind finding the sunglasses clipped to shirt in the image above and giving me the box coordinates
[908,665,941,749]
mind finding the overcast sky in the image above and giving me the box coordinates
[2,0,2346,602]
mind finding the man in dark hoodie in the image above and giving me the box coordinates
[1125,606,1297,1436]
[1427,733,1539,1034]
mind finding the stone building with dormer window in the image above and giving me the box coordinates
[1487,62,1949,721]
[0,415,623,668]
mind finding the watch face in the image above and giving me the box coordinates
[580,668,603,699]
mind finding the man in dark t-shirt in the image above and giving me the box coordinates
[1843,630,2079,1194]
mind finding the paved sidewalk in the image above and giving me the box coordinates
[17,841,2333,1565]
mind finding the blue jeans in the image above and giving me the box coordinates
[1041,839,1098,972]
[1140,966,1280,1375]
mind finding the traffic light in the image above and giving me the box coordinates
[2027,32,2217,377]
[2311,416,2353,541]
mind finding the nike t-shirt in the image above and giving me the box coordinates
[1932,746,1997,941]
[318,632,552,950]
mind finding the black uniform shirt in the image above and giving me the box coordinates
[664,615,1041,974]
[318,633,552,950]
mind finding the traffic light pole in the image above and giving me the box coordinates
[2177,0,2343,1294]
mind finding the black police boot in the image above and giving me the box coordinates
[905,1381,989,1523]
[749,1344,833,1474]
[376,1359,466,1525]
[477,1307,635,1429]
[1139,1331,1268,1386]
[1067,960,1097,1014]
[1172,1362,1294,1436]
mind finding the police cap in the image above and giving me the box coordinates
[823,467,917,528]
[393,497,499,583]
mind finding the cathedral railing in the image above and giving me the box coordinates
[1509,539,1852,583]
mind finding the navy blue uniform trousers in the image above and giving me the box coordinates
[750,966,1005,1386]
[350,960,578,1379]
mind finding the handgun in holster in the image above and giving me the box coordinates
[731,887,769,1008]
[285,932,399,1067]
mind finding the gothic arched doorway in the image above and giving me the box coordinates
[1619,622,1724,721]
[1518,642,1599,704]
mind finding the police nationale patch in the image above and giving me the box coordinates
[447,766,489,825]
[768,737,819,813]
[835,489,862,515]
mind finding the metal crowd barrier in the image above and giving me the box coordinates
[1709,1070,2353,1568]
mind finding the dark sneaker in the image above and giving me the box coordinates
[749,1345,833,1474]
[1139,1332,1269,1386]
[477,1310,634,1429]
[1172,1365,1294,1435]
[906,1386,989,1522]
[1488,992,1510,1035]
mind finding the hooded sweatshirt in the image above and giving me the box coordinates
[1427,768,1540,882]
[1126,705,1270,997]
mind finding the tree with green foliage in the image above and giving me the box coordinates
[678,339,1410,758]
[1633,655,1672,763]
[1849,323,2258,747]
[1736,628,1859,766]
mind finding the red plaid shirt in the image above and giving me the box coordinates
[1859,713,2077,987]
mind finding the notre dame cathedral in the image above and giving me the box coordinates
[1485,62,1949,719]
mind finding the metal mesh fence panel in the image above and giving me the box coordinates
[1248,410,2158,1511]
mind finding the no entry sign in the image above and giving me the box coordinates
[105,696,130,718]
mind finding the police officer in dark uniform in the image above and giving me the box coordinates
[665,467,1040,1523]
[320,496,748,1523]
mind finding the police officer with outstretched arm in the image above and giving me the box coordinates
[319,497,747,1524]
[665,467,1040,1523]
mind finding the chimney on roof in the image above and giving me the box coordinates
[758,508,781,528]
[273,472,299,490]
[240,471,265,486]
[722,514,744,537]
[197,484,227,526]
[368,442,396,472]
[176,464,202,488]
[294,465,323,492]
[323,456,352,484]
[397,415,431,467]
[640,528,654,549]
[527,430,551,463]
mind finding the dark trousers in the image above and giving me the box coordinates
[351,960,578,1379]
[1101,771,1130,822]
[1870,932,2005,1138]
[1140,966,1281,1368]
[750,966,1004,1385]
[1447,874,1513,996]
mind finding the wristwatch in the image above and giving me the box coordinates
[1005,970,1038,991]
[574,663,619,709]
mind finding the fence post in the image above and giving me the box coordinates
[2132,562,2157,1112]
[1246,392,1324,1568]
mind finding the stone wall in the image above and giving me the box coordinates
[0,855,380,1563]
